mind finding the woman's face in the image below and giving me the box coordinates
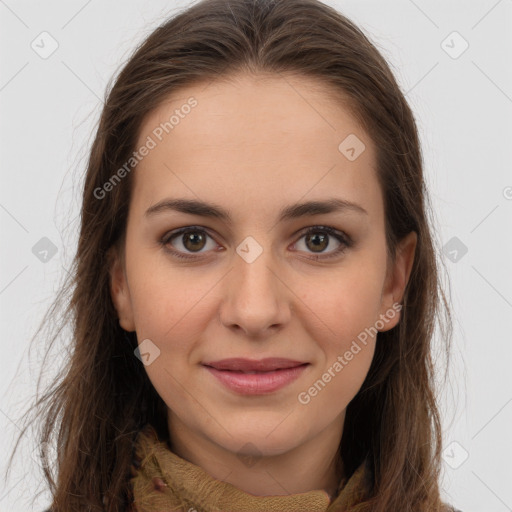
[109,73,416,459]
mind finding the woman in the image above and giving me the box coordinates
[10,0,459,510]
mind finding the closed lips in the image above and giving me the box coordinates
[202,358,309,372]
[202,358,310,395]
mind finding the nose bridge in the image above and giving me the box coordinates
[220,235,290,335]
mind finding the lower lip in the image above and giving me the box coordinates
[203,364,309,395]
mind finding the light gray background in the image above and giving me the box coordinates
[1,1,511,511]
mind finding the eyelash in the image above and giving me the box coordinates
[160,225,353,261]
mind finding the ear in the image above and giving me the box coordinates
[378,231,417,332]
[107,245,136,332]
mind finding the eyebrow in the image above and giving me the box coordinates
[145,197,368,223]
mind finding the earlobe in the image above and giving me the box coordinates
[107,245,136,332]
[378,231,417,331]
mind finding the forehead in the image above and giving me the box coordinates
[132,72,381,222]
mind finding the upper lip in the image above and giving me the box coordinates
[202,358,308,372]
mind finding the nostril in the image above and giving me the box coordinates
[152,476,168,492]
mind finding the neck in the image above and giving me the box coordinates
[166,410,345,498]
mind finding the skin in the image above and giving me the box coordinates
[109,72,416,498]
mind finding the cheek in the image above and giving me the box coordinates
[127,262,213,415]
[295,267,382,415]
[301,256,386,348]
[126,246,213,343]
[293,253,385,409]
[297,341,375,424]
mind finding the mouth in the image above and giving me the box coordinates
[201,358,310,395]
[202,357,308,372]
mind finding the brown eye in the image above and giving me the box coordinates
[304,232,329,252]
[293,226,352,259]
[181,230,207,252]
[161,227,218,258]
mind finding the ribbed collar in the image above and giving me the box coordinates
[129,423,368,512]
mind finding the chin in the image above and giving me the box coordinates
[209,415,310,457]
[222,434,302,459]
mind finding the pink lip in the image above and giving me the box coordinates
[202,358,309,395]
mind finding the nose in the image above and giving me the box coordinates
[218,246,291,339]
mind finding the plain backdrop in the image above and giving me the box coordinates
[1,1,511,511]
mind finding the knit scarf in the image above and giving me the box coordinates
[128,423,369,512]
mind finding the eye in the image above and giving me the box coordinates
[292,226,352,259]
[160,225,352,261]
[160,226,219,259]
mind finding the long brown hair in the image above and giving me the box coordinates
[7,0,454,510]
